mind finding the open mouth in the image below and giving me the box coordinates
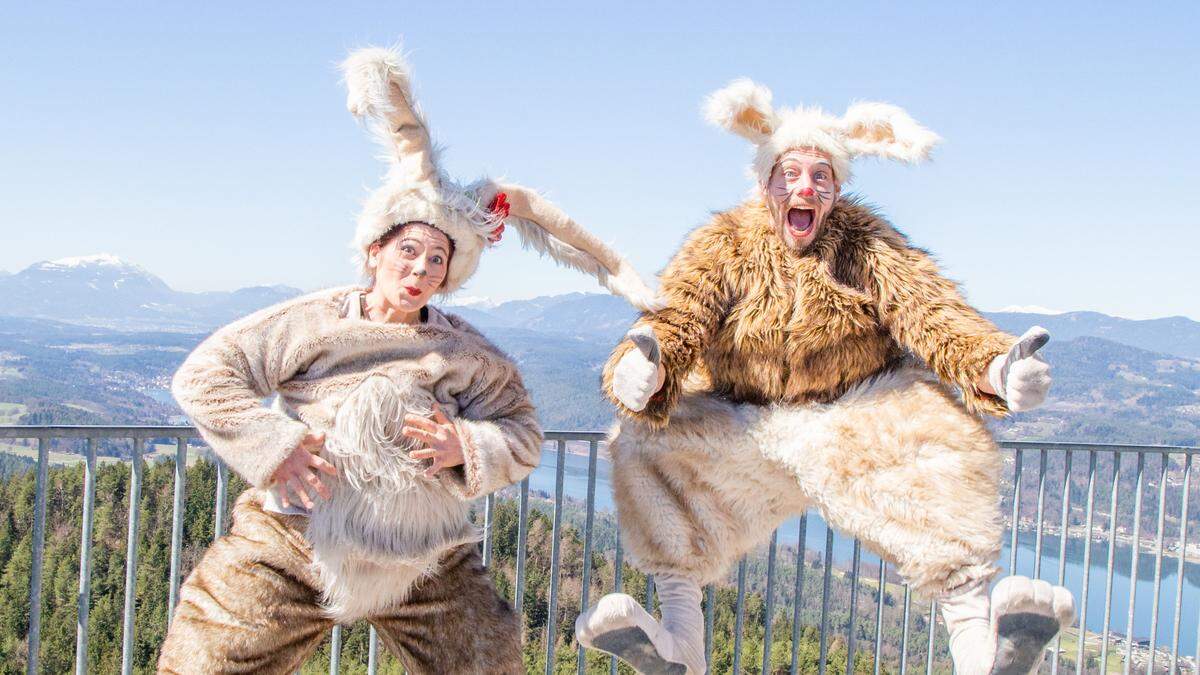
[786,208,814,237]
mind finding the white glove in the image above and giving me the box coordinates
[611,326,663,412]
[987,326,1052,412]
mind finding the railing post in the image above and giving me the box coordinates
[1051,449,1072,674]
[1124,452,1146,671]
[874,561,887,675]
[762,529,779,675]
[544,440,566,675]
[214,458,229,540]
[1100,451,1122,670]
[75,437,98,675]
[514,477,529,617]
[790,513,808,675]
[733,558,748,675]
[1148,452,1170,673]
[847,539,861,673]
[1010,448,1024,574]
[329,624,342,674]
[168,437,187,622]
[1075,451,1097,674]
[577,440,599,675]
[1169,455,1191,673]
[120,438,145,675]
[26,436,50,675]
[818,527,834,675]
[482,493,494,567]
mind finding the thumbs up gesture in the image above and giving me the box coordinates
[611,326,666,412]
[985,327,1052,412]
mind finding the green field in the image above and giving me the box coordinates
[0,441,206,467]
[0,402,27,424]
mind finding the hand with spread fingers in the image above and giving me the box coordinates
[270,431,337,510]
[981,326,1053,412]
[403,405,467,479]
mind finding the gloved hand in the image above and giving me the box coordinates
[611,326,664,412]
[986,326,1052,412]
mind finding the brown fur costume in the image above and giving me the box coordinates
[158,491,522,675]
[603,196,1016,597]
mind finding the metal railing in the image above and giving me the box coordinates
[3,425,1199,674]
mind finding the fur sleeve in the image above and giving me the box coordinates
[171,298,321,488]
[866,235,1014,417]
[438,319,543,499]
[602,220,735,428]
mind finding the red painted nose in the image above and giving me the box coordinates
[799,187,815,198]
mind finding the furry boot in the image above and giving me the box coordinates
[575,574,706,674]
[940,576,1075,675]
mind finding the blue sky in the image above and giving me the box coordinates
[2,2,1197,319]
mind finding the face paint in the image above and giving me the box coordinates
[368,222,452,316]
[763,148,840,250]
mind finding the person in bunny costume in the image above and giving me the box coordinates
[157,45,660,675]
[575,80,1075,675]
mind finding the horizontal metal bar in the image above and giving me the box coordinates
[997,440,1200,454]
[0,425,201,439]
[541,430,609,441]
[4,425,1196,453]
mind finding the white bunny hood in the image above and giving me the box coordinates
[703,79,941,185]
[342,45,663,311]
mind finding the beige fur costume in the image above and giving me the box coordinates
[160,43,662,674]
[162,289,537,673]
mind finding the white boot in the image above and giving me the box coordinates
[940,576,1075,675]
[575,574,707,674]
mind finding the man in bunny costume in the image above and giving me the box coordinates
[158,45,660,674]
[575,81,1075,675]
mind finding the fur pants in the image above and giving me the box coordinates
[158,491,522,675]
[611,367,1004,597]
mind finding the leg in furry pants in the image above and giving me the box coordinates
[370,544,524,675]
[159,491,522,675]
[158,492,333,674]
[578,367,1070,673]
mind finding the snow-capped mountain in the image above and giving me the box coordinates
[0,255,301,331]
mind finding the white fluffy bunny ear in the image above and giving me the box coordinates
[839,102,941,164]
[341,46,442,190]
[481,181,665,312]
[703,78,778,142]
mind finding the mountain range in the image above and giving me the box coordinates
[0,254,301,331]
[0,254,1197,445]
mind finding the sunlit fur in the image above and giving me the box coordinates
[599,196,1018,598]
[704,78,941,185]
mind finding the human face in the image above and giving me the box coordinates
[367,222,451,317]
[763,148,840,250]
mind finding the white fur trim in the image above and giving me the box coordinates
[485,181,665,312]
[704,79,941,186]
[703,78,777,143]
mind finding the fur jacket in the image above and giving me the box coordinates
[604,197,1016,429]
[172,286,542,617]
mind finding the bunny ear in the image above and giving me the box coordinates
[341,46,442,190]
[481,181,665,312]
[839,102,941,164]
[703,78,778,142]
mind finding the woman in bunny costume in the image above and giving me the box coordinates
[157,45,659,675]
[575,81,1075,675]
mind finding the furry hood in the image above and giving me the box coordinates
[703,79,941,186]
[342,45,663,310]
